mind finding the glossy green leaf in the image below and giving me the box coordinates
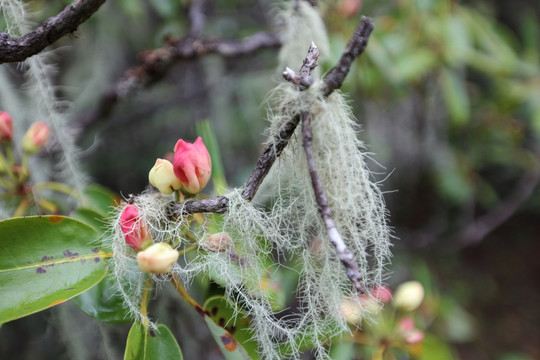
[204,296,257,359]
[0,216,108,323]
[72,207,108,235]
[203,315,252,360]
[83,184,121,216]
[124,322,183,360]
[72,271,133,323]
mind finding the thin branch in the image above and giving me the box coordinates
[458,165,540,248]
[188,0,207,38]
[172,16,375,215]
[320,15,374,97]
[301,112,365,293]
[282,41,319,89]
[75,32,281,132]
[0,0,106,64]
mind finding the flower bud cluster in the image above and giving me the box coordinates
[148,136,211,196]
[0,111,51,195]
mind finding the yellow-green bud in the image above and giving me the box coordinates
[136,243,179,274]
[393,281,424,312]
[148,158,182,195]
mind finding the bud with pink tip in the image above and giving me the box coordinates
[372,285,392,303]
[149,158,182,194]
[0,111,13,142]
[393,281,425,312]
[173,137,211,194]
[203,232,233,252]
[22,121,49,154]
[120,205,152,251]
[137,242,179,274]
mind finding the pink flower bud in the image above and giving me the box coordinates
[120,205,152,251]
[371,285,392,304]
[403,329,425,345]
[22,121,49,154]
[173,137,211,194]
[149,158,182,194]
[203,232,232,252]
[0,111,13,142]
[397,317,415,333]
[137,242,179,274]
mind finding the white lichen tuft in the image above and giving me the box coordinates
[0,0,88,193]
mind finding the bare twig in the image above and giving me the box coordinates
[188,0,206,38]
[301,112,365,293]
[320,15,374,97]
[0,0,106,64]
[282,42,319,89]
[458,165,540,248]
[75,32,281,132]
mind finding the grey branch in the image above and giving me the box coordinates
[0,0,106,64]
[458,163,540,247]
[320,16,374,97]
[282,42,319,89]
[301,112,365,293]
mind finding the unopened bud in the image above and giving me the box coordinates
[0,111,13,142]
[203,232,232,252]
[393,281,424,312]
[339,298,363,324]
[372,285,392,304]
[149,158,181,195]
[137,242,179,274]
[404,329,425,345]
[173,137,211,194]
[22,122,49,154]
[120,205,152,251]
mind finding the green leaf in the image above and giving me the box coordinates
[72,271,133,323]
[204,296,258,359]
[124,322,183,360]
[440,68,470,126]
[203,315,252,360]
[420,334,457,360]
[0,216,108,323]
[83,184,121,216]
[196,120,228,195]
[72,207,108,235]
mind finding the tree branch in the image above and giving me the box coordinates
[301,112,365,293]
[458,164,540,248]
[320,15,374,97]
[75,32,281,133]
[0,0,106,64]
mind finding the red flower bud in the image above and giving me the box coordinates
[120,205,152,251]
[22,121,49,154]
[0,111,13,142]
[371,285,392,304]
[173,137,211,194]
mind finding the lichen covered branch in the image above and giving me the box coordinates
[0,0,106,63]
[172,16,375,215]
[301,112,365,293]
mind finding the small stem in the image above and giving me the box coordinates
[178,244,198,256]
[0,149,16,182]
[140,276,153,326]
[32,181,82,203]
[168,273,204,313]
[13,197,31,217]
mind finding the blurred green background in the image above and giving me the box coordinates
[1,0,539,359]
